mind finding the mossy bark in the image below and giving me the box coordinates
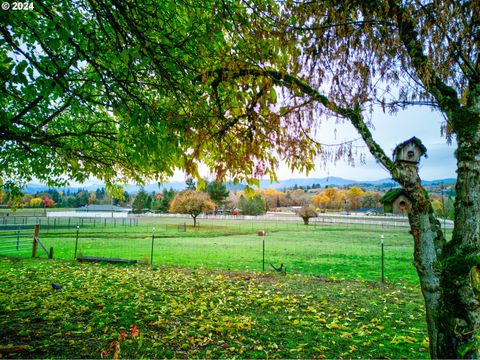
[434,123,480,359]
[392,162,445,358]
[392,122,480,358]
[282,43,480,356]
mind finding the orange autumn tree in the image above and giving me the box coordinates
[169,190,215,227]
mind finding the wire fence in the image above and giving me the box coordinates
[0,215,425,283]
[0,216,138,228]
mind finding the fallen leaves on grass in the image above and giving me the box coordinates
[0,257,428,358]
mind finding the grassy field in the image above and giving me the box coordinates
[0,215,421,283]
[0,257,429,359]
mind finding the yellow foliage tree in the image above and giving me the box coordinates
[431,199,443,217]
[169,190,215,227]
[263,188,285,209]
[29,197,43,207]
[323,188,338,202]
[348,186,365,199]
[312,193,329,210]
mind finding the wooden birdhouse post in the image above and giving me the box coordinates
[393,137,427,165]
[388,137,427,215]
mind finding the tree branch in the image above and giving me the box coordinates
[202,67,395,171]
[386,0,461,114]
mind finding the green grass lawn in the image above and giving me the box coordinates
[1,216,421,283]
[0,257,429,359]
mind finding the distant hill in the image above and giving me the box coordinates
[421,178,456,185]
[259,177,358,189]
[23,177,456,194]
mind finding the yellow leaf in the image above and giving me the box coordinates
[421,337,430,347]
[326,322,340,329]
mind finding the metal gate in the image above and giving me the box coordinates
[0,224,46,257]
[0,224,35,255]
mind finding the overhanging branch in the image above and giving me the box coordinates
[202,67,395,171]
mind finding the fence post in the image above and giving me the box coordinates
[16,225,20,250]
[74,226,80,259]
[150,227,155,265]
[32,224,40,257]
[381,234,385,283]
[262,236,265,272]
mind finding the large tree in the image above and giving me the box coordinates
[204,180,229,209]
[132,187,151,214]
[0,0,244,193]
[2,0,480,357]
[196,1,479,357]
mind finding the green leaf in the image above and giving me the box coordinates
[459,341,476,358]
[15,60,28,75]
[268,88,277,103]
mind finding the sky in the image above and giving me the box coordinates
[284,105,456,181]
[70,104,456,187]
[167,105,457,183]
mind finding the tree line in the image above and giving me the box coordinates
[1,181,453,221]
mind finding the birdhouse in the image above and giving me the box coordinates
[393,137,427,164]
[379,188,412,214]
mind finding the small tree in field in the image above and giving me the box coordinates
[169,190,215,227]
[297,206,318,225]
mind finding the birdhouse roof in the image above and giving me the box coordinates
[379,188,408,204]
[393,137,427,158]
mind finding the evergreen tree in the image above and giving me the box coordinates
[238,195,265,216]
[205,181,229,208]
[185,177,196,190]
[132,188,149,214]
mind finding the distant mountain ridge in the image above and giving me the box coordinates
[23,177,456,194]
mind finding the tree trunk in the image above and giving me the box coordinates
[394,126,480,358]
[392,162,445,358]
[434,126,480,358]
[407,211,444,358]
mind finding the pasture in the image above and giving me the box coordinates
[0,214,435,358]
[0,214,423,283]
